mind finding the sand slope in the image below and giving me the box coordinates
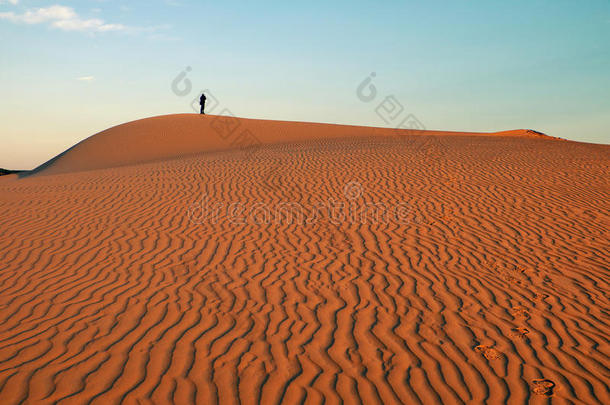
[0,118,608,404]
[28,114,547,176]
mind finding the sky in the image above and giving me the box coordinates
[1,0,609,169]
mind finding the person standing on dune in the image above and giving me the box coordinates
[199,93,206,114]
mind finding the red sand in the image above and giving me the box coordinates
[28,114,548,176]
[0,115,608,404]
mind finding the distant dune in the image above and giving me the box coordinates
[0,168,24,177]
[28,114,550,176]
[0,116,608,404]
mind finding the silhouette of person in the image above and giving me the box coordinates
[199,93,206,114]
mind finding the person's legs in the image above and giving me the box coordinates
[200,103,205,114]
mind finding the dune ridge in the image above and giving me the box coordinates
[0,120,608,404]
[28,114,551,176]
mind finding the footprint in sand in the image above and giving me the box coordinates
[329,229,349,249]
[500,264,527,283]
[509,327,530,339]
[534,292,549,301]
[510,306,530,320]
[531,379,555,396]
[475,345,502,360]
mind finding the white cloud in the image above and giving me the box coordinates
[0,5,128,32]
[0,0,20,5]
[76,76,95,81]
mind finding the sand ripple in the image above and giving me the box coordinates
[0,134,608,404]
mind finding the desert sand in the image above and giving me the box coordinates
[0,114,608,404]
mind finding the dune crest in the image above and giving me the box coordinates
[30,114,551,176]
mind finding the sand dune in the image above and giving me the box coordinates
[0,169,23,177]
[0,115,608,404]
[28,114,547,176]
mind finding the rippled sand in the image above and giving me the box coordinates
[0,115,608,404]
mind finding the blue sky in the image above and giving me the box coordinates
[1,0,609,169]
